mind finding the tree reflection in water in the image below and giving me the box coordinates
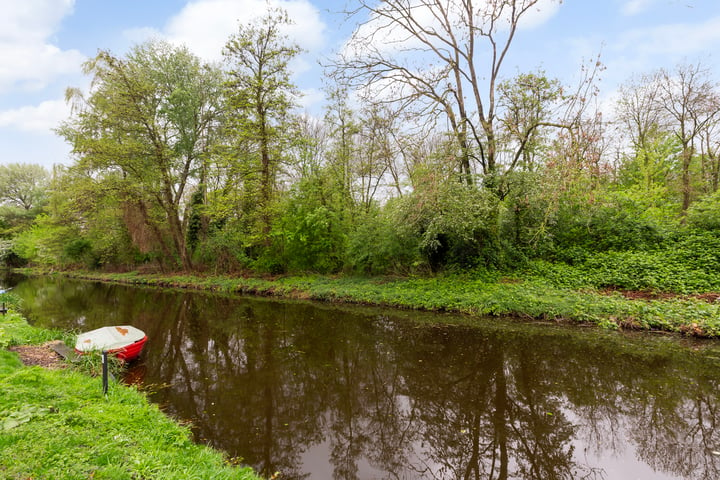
[10,275,720,480]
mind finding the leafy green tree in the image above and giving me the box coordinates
[323,86,359,207]
[0,163,49,211]
[221,7,301,249]
[274,177,347,273]
[53,167,140,268]
[13,214,77,267]
[0,163,50,239]
[497,72,564,172]
[58,40,223,271]
[346,203,420,275]
[618,132,680,191]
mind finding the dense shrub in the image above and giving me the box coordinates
[0,240,26,268]
[62,238,95,267]
[12,215,76,267]
[398,181,503,271]
[687,190,720,231]
[553,204,664,253]
[278,204,345,273]
[345,208,420,275]
[193,222,252,273]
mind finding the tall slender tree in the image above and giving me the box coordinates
[221,7,301,245]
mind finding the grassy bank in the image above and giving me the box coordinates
[34,268,720,338]
[0,295,261,480]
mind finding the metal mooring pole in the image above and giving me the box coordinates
[102,350,109,395]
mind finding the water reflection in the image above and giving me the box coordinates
[8,274,720,480]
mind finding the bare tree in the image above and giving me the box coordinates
[616,72,668,154]
[656,63,720,213]
[332,0,561,186]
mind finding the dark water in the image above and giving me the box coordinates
[6,274,720,480]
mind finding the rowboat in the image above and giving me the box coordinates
[75,325,147,361]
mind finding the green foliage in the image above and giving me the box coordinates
[270,176,350,273]
[186,189,206,254]
[528,230,720,294]
[687,189,720,230]
[0,205,43,239]
[497,71,563,170]
[13,215,77,267]
[63,238,95,267]
[494,171,554,266]
[617,133,680,190]
[279,203,344,273]
[192,222,251,274]
[0,240,26,268]
[400,180,502,270]
[72,350,125,379]
[0,163,49,211]
[547,192,667,260]
[346,207,420,275]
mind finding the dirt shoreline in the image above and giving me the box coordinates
[8,342,67,369]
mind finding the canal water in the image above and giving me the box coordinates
[6,274,720,480]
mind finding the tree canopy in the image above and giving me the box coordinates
[4,2,720,276]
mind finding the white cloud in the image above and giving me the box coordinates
[0,99,71,133]
[0,44,84,92]
[0,0,85,92]
[298,87,325,112]
[144,0,326,62]
[518,0,562,29]
[0,0,74,42]
[614,16,720,58]
[621,0,656,16]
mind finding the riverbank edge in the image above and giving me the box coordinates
[21,268,720,338]
[0,308,263,480]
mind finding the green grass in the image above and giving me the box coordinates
[34,268,720,338]
[0,302,262,480]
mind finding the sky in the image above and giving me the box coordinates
[1,0,719,170]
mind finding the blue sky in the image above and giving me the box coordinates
[1,0,719,169]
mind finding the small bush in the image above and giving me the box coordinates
[62,238,94,266]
